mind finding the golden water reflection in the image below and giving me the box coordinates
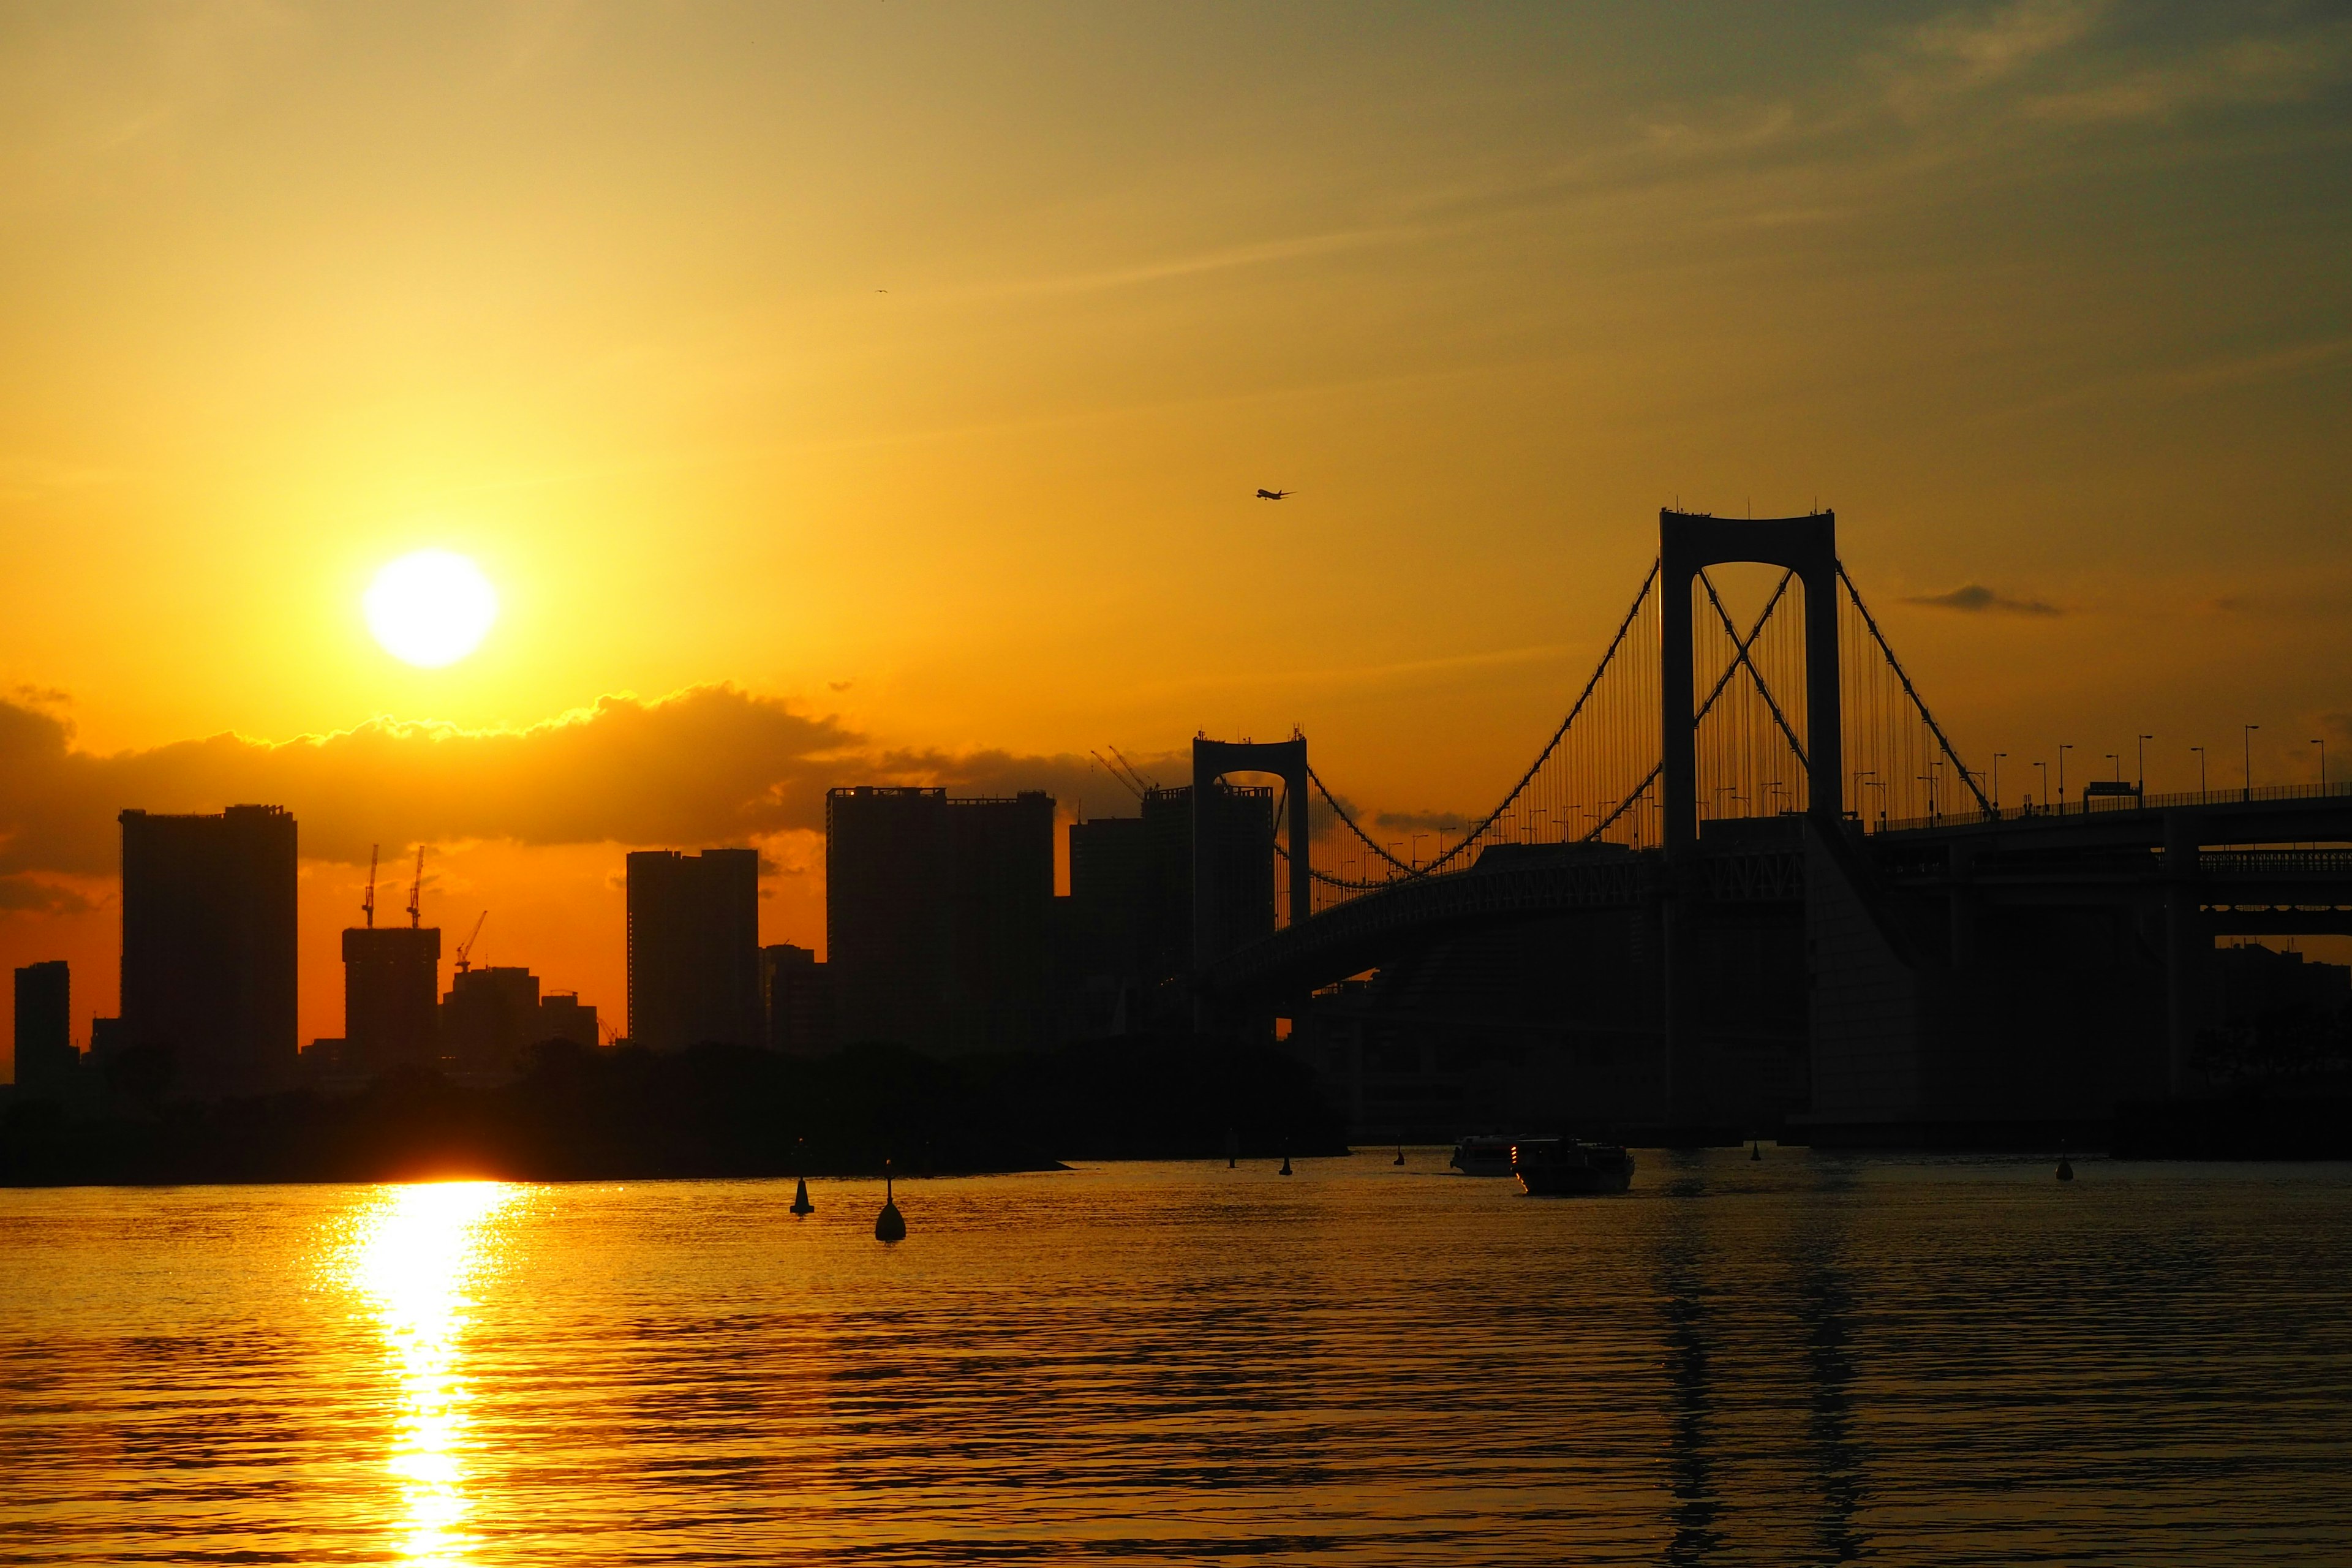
[340,1182,517,1568]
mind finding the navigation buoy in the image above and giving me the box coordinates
[1226,1126,1239,1170]
[1279,1155,1293,1177]
[2056,1156,2075,1182]
[791,1176,814,1216]
[875,1161,907,1241]
[1393,1144,1405,1166]
[1751,1140,1762,1162]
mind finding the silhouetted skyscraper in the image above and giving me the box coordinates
[442,965,540,1078]
[13,960,73,1100]
[342,927,441,1076]
[826,786,1055,1055]
[761,943,837,1055]
[119,805,298,1097]
[627,848,761,1050]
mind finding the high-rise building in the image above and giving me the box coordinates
[946,793,1056,1052]
[825,786,1054,1054]
[342,927,441,1077]
[626,849,761,1050]
[118,805,298,1097]
[13,960,74,1100]
[1055,783,1272,1039]
[441,965,541,1077]
[761,943,837,1055]
[827,788,950,1049]
[537,992,600,1050]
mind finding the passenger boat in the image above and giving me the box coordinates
[1510,1137,1635,1196]
[1447,1134,1520,1177]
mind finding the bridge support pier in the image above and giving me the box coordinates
[2163,812,2201,1097]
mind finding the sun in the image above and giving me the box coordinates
[364,551,499,668]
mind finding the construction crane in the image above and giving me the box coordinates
[1090,745,1158,801]
[361,845,379,929]
[407,847,424,929]
[453,911,486,974]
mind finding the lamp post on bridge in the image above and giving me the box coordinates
[2243,724,2260,802]
[2313,737,2326,791]
[2106,753,2120,787]
[2059,744,2073,815]
[2138,734,2152,794]
[2034,760,2049,815]
[1994,753,2006,815]
[2192,746,2207,803]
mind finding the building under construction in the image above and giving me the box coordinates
[340,848,440,1077]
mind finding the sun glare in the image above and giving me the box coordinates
[365,551,499,668]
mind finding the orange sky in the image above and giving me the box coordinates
[5,2,2350,1067]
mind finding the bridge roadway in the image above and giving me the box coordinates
[1202,788,2352,1008]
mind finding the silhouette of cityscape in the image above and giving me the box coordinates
[10,513,2350,1166]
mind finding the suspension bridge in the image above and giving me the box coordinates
[1186,510,2352,1141]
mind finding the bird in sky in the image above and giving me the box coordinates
[1256,488,1291,500]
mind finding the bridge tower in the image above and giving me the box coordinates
[1193,736,1312,968]
[1659,508,1843,850]
[1659,510,1843,1128]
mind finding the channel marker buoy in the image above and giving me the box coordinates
[2056,1156,2075,1182]
[875,1161,907,1241]
[1393,1144,1405,1166]
[1751,1139,1762,1162]
[1278,1154,1293,1177]
[791,1177,814,1216]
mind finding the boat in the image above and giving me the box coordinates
[1448,1134,1521,1177]
[1511,1137,1635,1196]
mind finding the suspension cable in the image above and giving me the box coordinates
[1838,564,1993,815]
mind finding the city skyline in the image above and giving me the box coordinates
[5,2,2351,1060]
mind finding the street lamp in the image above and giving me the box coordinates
[2192,745,2207,802]
[2313,737,2328,792]
[2034,760,2049,813]
[2138,734,2152,793]
[2243,723,2260,802]
[1994,753,2007,815]
[2106,752,2120,786]
[2059,743,2073,815]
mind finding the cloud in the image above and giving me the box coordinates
[1903,583,2063,616]
[0,685,1126,876]
[1373,809,1472,834]
[0,874,94,914]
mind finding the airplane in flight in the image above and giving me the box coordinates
[1256,488,1291,500]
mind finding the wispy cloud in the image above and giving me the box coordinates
[1904,583,2064,616]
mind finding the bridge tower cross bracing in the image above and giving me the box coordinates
[1659,509,1844,854]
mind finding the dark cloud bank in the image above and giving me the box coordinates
[0,687,1156,882]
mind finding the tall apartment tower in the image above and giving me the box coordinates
[826,788,950,1050]
[119,805,299,1097]
[761,943,837,1056]
[825,786,1054,1055]
[626,848,761,1050]
[342,926,442,1076]
[12,960,73,1099]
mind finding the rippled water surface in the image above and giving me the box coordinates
[4,1151,2350,1564]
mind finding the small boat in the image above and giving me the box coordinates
[1448,1134,1521,1177]
[1511,1137,1635,1196]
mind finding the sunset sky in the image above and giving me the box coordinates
[5,1,2350,1065]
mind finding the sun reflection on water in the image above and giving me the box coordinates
[341,1182,517,1568]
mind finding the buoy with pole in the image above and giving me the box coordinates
[1278,1153,1293,1177]
[1751,1139,1762,1162]
[1393,1143,1404,1166]
[2056,1154,2075,1182]
[791,1176,814,1216]
[875,1159,907,1241]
